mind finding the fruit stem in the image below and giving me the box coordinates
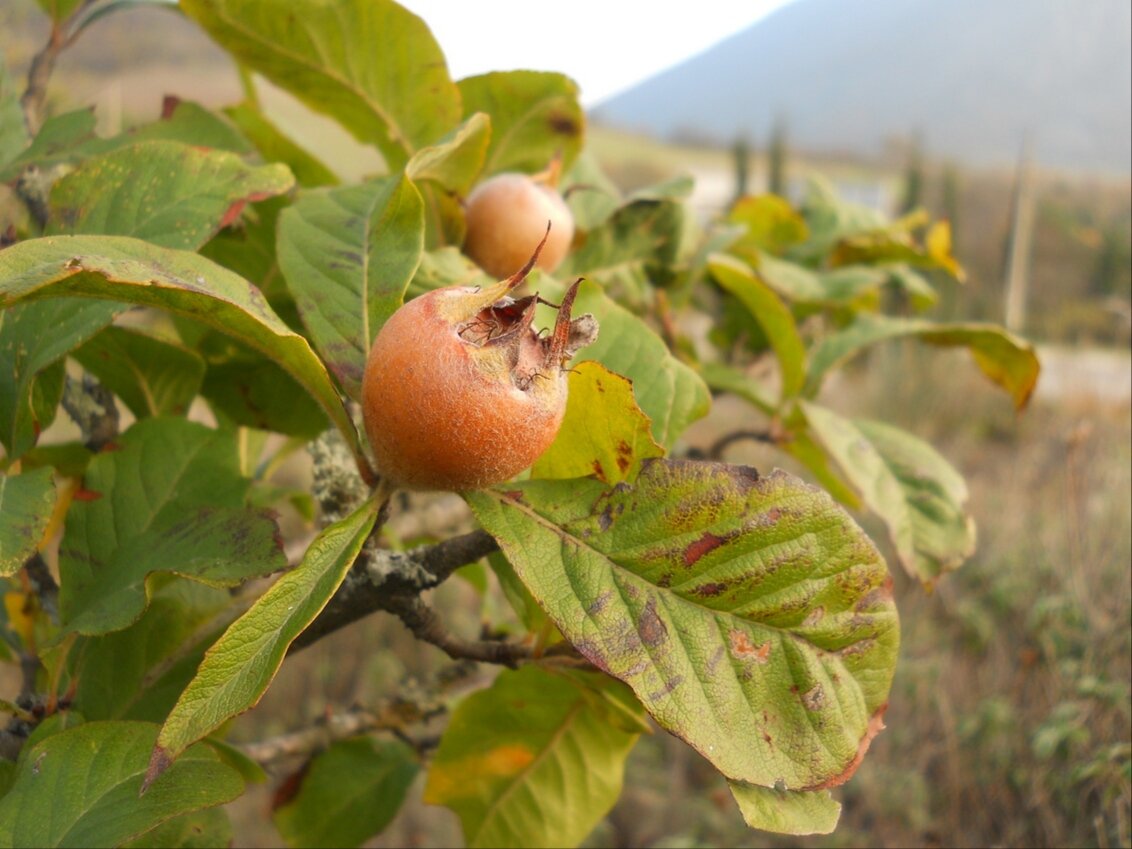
[532,152,564,188]
[372,476,397,513]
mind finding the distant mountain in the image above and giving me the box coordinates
[591,0,1132,174]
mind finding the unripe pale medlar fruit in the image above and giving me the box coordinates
[362,229,597,492]
[463,172,575,278]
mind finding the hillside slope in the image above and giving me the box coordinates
[591,0,1132,174]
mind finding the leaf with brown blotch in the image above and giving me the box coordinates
[467,458,900,793]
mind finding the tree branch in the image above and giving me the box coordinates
[23,552,58,624]
[20,0,98,135]
[386,595,591,669]
[387,596,531,667]
[20,28,64,138]
[237,702,435,767]
[292,529,499,651]
[61,373,119,452]
[686,428,776,461]
[292,526,592,670]
[238,664,481,768]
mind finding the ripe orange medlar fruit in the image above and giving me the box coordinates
[462,170,575,278]
[361,227,597,492]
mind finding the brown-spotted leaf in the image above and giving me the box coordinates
[466,459,898,792]
[46,139,293,250]
[531,361,663,484]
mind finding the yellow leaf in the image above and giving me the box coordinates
[4,592,37,646]
[532,361,664,484]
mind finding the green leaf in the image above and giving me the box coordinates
[708,254,806,401]
[273,737,418,848]
[531,360,663,484]
[559,198,685,304]
[406,112,491,195]
[19,441,93,478]
[748,252,827,302]
[0,235,368,473]
[224,100,338,188]
[115,99,253,154]
[0,298,123,458]
[407,246,491,298]
[818,265,893,308]
[70,580,236,722]
[467,459,898,791]
[150,494,380,776]
[0,721,243,849]
[277,176,425,398]
[487,551,554,637]
[630,175,695,204]
[423,667,642,848]
[0,761,14,799]
[0,109,96,182]
[181,0,462,170]
[831,218,965,281]
[58,417,285,634]
[561,151,622,231]
[33,0,85,24]
[200,345,329,438]
[18,710,85,754]
[697,361,777,416]
[741,258,896,312]
[885,266,940,311]
[46,139,293,250]
[458,71,584,176]
[203,737,268,785]
[565,281,709,449]
[728,194,809,256]
[793,176,888,265]
[779,427,862,510]
[67,0,182,39]
[198,195,288,299]
[121,807,232,849]
[0,467,55,577]
[1,102,254,184]
[800,403,976,585]
[72,326,205,419]
[728,781,841,835]
[804,314,1041,409]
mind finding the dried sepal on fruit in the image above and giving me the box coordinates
[362,226,597,492]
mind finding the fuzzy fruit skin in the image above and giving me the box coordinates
[362,286,567,492]
[463,173,574,278]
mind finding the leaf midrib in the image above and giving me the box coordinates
[484,96,560,175]
[74,430,223,588]
[470,697,584,847]
[157,501,376,756]
[482,486,870,649]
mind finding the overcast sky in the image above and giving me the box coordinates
[398,1,798,106]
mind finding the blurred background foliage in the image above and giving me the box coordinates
[1,0,1128,846]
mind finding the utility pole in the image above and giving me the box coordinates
[1003,139,1036,333]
